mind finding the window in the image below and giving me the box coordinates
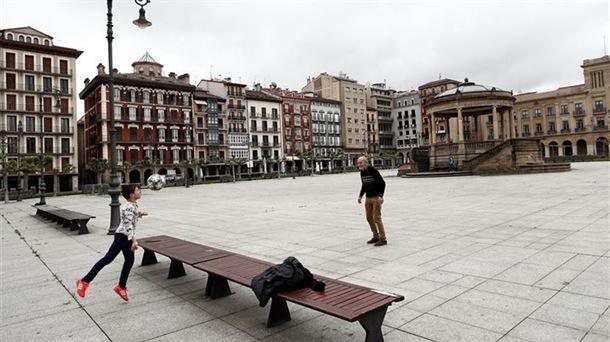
[44,138,53,154]
[33,37,39,44]
[26,116,35,132]
[24,55,34,70]
[43,77,52,92]
[61,118,70,133]
[5,73,16,89]
[546,106,555,116]
[158,149,164,163]
[536,123,543,133]
[534,108,541,117]
[42,57,51,72]
[128,107,136,121]
[183,111,191,124]
[597,118,606,128]
[144,108,151,121]
[60,79,69,94]
[574,103,584,114]
[172,149,179,163]
[197,117,204,128]
[198,133,204,144]
[143,91,150,104]
[130,149,138,162]
[26,138,36,153]
[521,110,529,119]
[595,100,605,112]
[59,60,68,74]
[158,109,165,122]
[61,138,70,153]
[560,104,568,114]
[172,129,178,142]
[129,127,138,141]
[5,52,15,68]
[562,120,569,130]
[114,106,122,120]
[44,117,52,132]
[549,122,556,132]
[157,92,164,104]
[6,115,17,131]
[158,128,165,142]
[576,119,584,129]
[6,33,12,40]
[114,88,121,101]
[25,75,35,91]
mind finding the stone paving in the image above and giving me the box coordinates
[1,162,609,342]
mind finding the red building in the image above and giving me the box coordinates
[79,53,196,184]
[263,86,312,170]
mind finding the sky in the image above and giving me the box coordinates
[2,0,609,117]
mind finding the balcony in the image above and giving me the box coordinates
[573,110,585,117]
[575,127,587,132]
[0,102,74,115]
[535,131,544,136]
[593,107,607,115]
[560,128,571,133]
[547,130,557,135]
[0,82,73,95]
[227,104,245,110]
[1,61,73,75]
[593,125,608,131]
[228,114,246,120]
[521,132,531,137]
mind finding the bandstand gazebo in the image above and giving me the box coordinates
[425,79,516,168]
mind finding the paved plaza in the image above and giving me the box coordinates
[1,162,609,342]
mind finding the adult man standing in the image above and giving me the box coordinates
[357,156,387,246]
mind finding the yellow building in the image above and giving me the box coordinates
[514,56,610,157]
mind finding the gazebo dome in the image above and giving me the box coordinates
[435,78,503,98]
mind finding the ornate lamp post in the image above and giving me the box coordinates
[16,120,23,202]
[107,0,152,234]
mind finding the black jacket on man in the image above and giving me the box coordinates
[251,256,325,307]
[359,165,386,198]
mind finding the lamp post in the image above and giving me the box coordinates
[0,129,7,203]
[35,89,61,206]
[107,0,152,234]
[16,120,22,202]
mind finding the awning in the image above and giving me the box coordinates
[195,100,207,105]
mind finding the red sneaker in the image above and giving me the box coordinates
[114,285,129,301]
[76,279,89,298]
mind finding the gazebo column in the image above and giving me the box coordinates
[430,113,436,145]
[457,108,464,142]
[492,105,499,141]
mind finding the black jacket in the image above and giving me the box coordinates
[359,166,386,198]
[251,256,325,307]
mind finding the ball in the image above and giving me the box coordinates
[147,174,166,191]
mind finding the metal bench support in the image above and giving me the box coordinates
[205,274,231,299]
[267,297,291,327]
[168,258,186,279]
[141,249,158,266]
[358,305,388,342]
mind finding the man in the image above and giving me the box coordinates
[357,156,387,246]
[448,153,455,171]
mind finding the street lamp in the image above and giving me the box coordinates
[107,0,152,234]
[0,129,7,203]
[16,120,22,202]
[35,89,61,206]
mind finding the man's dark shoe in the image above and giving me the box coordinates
[367,237,380,244]
[374,240,387,247]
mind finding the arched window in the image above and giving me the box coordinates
[18,35,25,42]
[26,36,32,43]
[33,37,39,44]
[44,39,50,46]
[6,33,13,40]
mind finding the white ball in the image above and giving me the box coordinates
[147,174,166,191]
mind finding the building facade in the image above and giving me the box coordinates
[263,86,312,171]
[79,53,196,184]
[303,72,366,165]
[1,26,82,192]
[513,56,610,158]
[245,89,283,173]
[310,96,342,169]
[366,83,394,160]
[197,78,249,159]
[392,90,421,164]
[418,79,459,145]
[193,90,227,177]
[365,107,379,156]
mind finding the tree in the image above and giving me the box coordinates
[301,150,316,176]
[178,159,192,187]
[20,156,39,192]
[1,155,18,203]
[225,157,247,182]
[336,151,346,173]
[120,161,132,184]
[327,151,338,172]
[87,158,108,185]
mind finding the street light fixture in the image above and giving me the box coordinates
[107,0,152,234]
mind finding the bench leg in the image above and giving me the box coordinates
[267,297,291,328]
[204,274,231,299]
[77,220,90,235]
[358,305,387,342]
[141,249,158,266]
[168,258,186,279]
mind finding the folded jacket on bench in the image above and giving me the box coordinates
[251,256,325,307]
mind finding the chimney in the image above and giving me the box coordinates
[168,72,176,79]
[177,73,190,84]
[97,63,106,76]
[112,68,119,75]
[84,78,90,86]
[254,83,262,91]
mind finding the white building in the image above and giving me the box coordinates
[245,89,283,173]
[0,26,82,191]
[392,90,421,164]
[310,96,342,169]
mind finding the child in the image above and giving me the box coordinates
[76,184,147,301]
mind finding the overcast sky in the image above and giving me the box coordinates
[2,0,609,115]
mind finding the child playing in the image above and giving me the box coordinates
[76,184,147,301]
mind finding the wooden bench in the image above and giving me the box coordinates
[34,205,95,235]
[139,235,404,342]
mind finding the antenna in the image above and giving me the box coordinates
[604,35,607,55]
[209,65,213,80]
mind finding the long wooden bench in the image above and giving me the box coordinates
[34,205,95,235]
[139,235,404,342]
